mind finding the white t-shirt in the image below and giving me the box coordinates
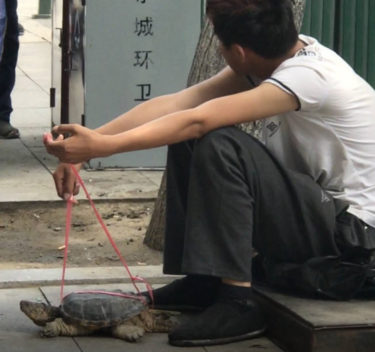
[263,35,375,227]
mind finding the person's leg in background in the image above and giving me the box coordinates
[0,0,6,58]
[0,0,19,139]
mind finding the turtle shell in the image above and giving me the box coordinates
[60,291,146,328]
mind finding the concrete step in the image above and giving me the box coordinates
[254,286,375,352]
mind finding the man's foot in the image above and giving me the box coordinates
[0,121,20,139]
[168,284,266,346]
[143,275,221,311]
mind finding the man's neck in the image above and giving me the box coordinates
[256,40,306,79]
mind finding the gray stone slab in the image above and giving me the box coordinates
[12,108,51,130]
[12,88,49,109]
[0,140,60,202]
[76,333,203,352]
[16,42,51,93]
[13,70,38,90]
[255,287,375,352]
[0,287,44,332]
[18,4,51,43]
[0,265,177,289]
[21,132,50,147]
[24,146,59,170]
[0,287,79,352]
[0,331,80,352]
[257,287,375,327]
[205,337,284,351]
[15,126,58,171]
[19,30,44,44]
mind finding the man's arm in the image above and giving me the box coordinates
[94,66,251,135]
[45,82,298,164]
[47,66,250,199]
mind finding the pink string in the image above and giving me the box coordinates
[72,290,146,301]
[60,196,73,301]
[60,165,154,306]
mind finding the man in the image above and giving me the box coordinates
[44,0,375,347]
[0,0,20,138]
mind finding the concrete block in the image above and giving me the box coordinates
[254,286,375,352]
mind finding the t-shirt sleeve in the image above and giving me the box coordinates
[264,64,329,112]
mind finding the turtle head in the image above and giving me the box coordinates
[20,300,60,326]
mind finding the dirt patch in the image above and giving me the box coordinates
[0,201,162,269]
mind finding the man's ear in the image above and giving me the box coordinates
[232,44,246,62]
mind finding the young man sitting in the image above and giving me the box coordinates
[45,0,375,346]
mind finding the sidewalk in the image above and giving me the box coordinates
[0,1,163,203]
[0,2,282,352]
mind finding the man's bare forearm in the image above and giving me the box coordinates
[109,108,202,154]
[95,93,180,135]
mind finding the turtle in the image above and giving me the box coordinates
[20,290,179,342]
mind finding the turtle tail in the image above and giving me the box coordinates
[20,300,61,326]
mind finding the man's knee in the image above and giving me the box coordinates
[193,127,257,166]
[195,126,235,153]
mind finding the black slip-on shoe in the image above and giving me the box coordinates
[142,275,221,311]
[168,297,266,347]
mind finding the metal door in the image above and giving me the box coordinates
[51,0,84,126]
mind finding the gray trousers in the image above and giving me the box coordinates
[163,127,364,282]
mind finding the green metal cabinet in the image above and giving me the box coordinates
[301,0,375,88]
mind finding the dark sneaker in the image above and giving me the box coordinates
[168,295,266,346]
[143,275,220,311]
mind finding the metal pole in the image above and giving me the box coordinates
[32,0,51,19]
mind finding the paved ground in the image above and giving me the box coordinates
[0,2,283,351]
[0,1,163,203]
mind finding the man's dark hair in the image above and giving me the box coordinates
[206,0,298,59]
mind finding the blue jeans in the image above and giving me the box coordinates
[0,0,6,58]
[0,0,19,123]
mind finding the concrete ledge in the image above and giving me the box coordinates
[254,286,375,352]
[0,198,157,208]
[0,265,179,289]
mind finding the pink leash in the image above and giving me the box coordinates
[60,165,154,305]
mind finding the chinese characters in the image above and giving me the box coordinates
[133,3,154,101]
[134,17,154,36]
[134,50,153,69]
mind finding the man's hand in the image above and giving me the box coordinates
[44,131,81,200]
[43,124,112,164]
[52,162,81,201]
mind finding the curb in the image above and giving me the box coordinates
[0,197,158,208]
[0,265,179,289]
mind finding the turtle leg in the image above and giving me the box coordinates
[111,322,145,342]
[148,309,180,332]
[42,318,95,337]
[111,310,180,342]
